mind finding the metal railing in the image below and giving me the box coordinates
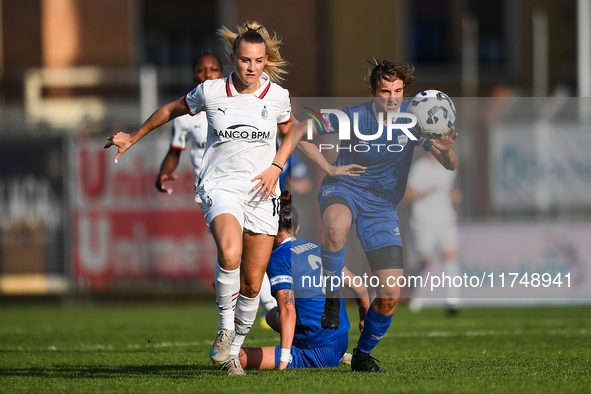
[22,66,192,129]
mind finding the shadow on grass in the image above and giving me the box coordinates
[0,364,222,379]
[0,363,358,380]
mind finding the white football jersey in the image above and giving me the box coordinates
[170,111,207,203]
[184,72,291,199]
[407,155,457,226]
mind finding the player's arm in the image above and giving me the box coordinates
[342,267,370,332]
[155,147,181,194]
[275,288,296,370]
[429,127,458,170]
[104,96,189,162]
[274,120,294,166]
[277,115,292,137]
[451,185,463,206]
[292,117,366,177]
[404,185,438,202]
[253,120,292,199]
[253,91,295,199]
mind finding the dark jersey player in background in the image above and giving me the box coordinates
[297,60,458,372]
[155,51,224,198]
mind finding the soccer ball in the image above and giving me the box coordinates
[408,90,456,139]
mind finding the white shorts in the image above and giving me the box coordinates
[410,221,458,259]
[194,193,204,206]
[199,189,280,235]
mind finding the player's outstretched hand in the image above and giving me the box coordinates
[104,132,135,163]
[155,173,178,194]
[253,165,282,200]
[430,127,458,153]
[327,163,366,177]
[274,361,289,370]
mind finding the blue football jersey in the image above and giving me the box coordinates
[319,101,432,209]
[267,238,350,349]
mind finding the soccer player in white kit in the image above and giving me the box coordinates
[405,153,462,314]
[105,21,296,376]
[154,51,278,326]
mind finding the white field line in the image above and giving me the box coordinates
[0,328,588,352]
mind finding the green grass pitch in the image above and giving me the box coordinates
[0,302,589,393]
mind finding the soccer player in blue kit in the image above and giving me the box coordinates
[297,60,458,372]
[237,192,368,370]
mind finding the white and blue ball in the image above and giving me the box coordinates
[408,90,456,139]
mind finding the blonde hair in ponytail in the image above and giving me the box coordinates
[217,21,288,83]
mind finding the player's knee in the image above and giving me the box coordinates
[374,297,398,314]
[323,232,347,250]
[240,278,262,298]
[217,244,242,270]
[323,220,350,248]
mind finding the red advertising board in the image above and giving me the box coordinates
[71,137,216,289]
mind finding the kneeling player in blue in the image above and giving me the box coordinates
[237,192,368,370]
[296,60,459,372]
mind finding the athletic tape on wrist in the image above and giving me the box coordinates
[280,347,292,363]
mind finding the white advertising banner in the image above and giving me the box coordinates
[490,122,591,211]
[412,223,591,306]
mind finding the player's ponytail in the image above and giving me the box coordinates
[217,20,288,83]
[278,191,298,234]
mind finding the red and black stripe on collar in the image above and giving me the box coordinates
[257,82,271,99]
[225,77,232,97]
[226,75,271,99]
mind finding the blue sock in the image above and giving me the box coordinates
[357,305,393,354]
[320,246,345,294]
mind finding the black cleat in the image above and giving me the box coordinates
[321,297,341,329]
[351,347,384,372]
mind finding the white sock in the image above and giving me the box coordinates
[444,258,461,307]
[259,273,277,314]
[230,293,260,355]
[214,263,240,330]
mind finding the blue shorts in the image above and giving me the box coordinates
[274,331,348,369]
[318,184,402,252]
